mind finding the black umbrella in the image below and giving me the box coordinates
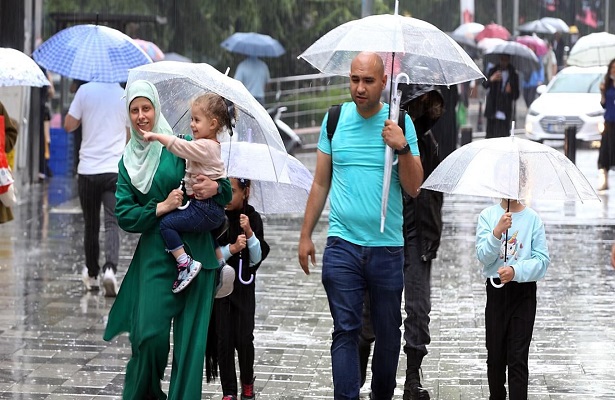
[483,41,540,77]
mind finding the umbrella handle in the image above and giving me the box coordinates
[490,277,505,288]
[238,259,254,285]
[176,181,190,210]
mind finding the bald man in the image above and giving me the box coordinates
[298,52,423,399]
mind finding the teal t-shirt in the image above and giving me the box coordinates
[317,102,419,246]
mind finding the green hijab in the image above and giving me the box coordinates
[123,80,174,194]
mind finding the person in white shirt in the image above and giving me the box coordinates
[64,81,127,297]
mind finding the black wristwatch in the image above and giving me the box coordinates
[395,142,410,155]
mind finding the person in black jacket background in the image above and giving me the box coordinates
[482,55,520,139]
[358,84,444,400]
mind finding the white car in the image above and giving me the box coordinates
[525,65,606,143]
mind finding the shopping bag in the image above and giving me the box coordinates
[456,102,468,127]
[0,116,16,208]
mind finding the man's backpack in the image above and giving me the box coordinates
[325,103,406,140]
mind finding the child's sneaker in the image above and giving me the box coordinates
[241,378,255,400]
[214,264,235,298]
[172,257,202,293]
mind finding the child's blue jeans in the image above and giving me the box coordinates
[160,198,225,253]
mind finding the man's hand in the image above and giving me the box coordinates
[298,235,316,275]
[381,119,406,150]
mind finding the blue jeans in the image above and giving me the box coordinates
[160,198,225,253]
[322,236,404,400]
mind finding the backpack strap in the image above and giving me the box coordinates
[326,104,342,141]
[326,104,406,141]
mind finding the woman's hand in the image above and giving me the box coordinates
[156,188,184,216]
[231,233,247,255]
[239,214,253,238]
[192,175,218,200]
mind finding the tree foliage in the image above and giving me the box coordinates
[42,0,578,77]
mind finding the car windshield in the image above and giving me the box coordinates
[548,72,603,94]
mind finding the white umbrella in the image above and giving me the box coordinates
[567,32,615,67]
[0,47,50,87]
[540,17,569,33]
[298,2,484,231]
[453,22,485,39]
[128,61,288,182]
[517,19,557,35]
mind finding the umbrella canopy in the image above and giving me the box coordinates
[33,24,152,83]
[483,41,540,77]
[421,135,599,203]
[134,39,165,62]
[298,13,484,85]
[516,35,549,57]
[475,23,511,42]
[221,32,285,58]
[452,22,485,39]
[567,32,615,67]
[222,150,313,214]
[0,48,50,87]
[540,17,569,33]
[477,37,507,54]
[517,19,557,35]
[127,61,288,182]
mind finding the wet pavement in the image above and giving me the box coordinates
[1,143,615,399]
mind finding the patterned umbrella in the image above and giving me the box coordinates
[33,24,152,83]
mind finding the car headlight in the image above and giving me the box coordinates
[599,121,605,133]
[587,110,605,117]
[528,109,539,116]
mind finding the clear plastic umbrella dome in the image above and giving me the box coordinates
[298,13,484,85]
[33,24,152,83]
[225,152,313,215]
[567,32,615,67]
[0,47,50,87]
[421,136,599,203]
[127,61,288,183]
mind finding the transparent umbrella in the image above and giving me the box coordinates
[0,47,50,87]
[421,134,599,203]
[127,61,288,182]
[567,32,615,67]
[298,2,483,231]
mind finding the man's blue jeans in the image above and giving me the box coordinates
[322,236,404,400]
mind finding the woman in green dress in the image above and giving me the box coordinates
[103,80,231,399]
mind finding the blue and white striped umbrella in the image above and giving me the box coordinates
[33,24,152,83]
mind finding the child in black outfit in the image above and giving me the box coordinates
[211,177,270,400]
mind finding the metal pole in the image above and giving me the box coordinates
[496,0,502,26]
[607,0,610,33]
[513,0,519,35]
[362,0,373,18]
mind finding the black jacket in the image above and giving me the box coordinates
[218,204,270,279]
[398,84,444,261]
[482,64,520,121]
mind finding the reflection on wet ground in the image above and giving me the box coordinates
[0,147,614,399]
